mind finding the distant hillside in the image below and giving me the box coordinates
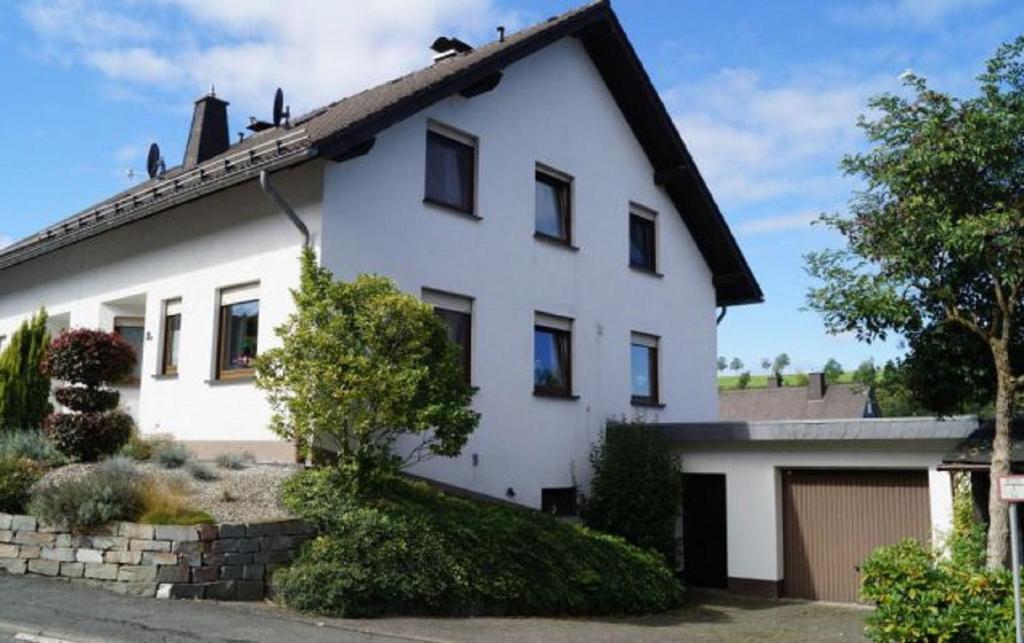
[717,372,856,390]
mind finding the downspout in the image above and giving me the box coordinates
[259,170,310,247]
[716,306,728,325]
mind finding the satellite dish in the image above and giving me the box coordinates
[146,143,163,179]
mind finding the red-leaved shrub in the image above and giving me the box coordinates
[42,329,135,388]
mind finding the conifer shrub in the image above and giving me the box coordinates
[0,310,52,431]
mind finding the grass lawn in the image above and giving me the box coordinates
[717,372,856,390]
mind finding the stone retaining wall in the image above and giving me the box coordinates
[0,513,314,600]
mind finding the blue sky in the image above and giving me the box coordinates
[1,0,1021,375]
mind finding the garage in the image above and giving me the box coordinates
[781,469,931,602]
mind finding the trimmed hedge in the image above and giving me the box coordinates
[274,470,682,618]
[44,411,133,462]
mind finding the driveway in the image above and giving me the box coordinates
[0,575,867,643]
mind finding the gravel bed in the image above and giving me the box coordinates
[37,460,301,524]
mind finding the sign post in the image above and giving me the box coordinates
[998,475,1024,643]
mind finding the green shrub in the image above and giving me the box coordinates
[861,539,1015,642]
[185,460,218,481]
[580,423,681,563]
[215,452,251,470]
[0,457,43,513]
[0,310,52,430]
[153,442,191,469]
[120,431,175,461]
[29,458,146,530]
[273,470,681,618]
[0,431,66,468]
[44,411,133,462]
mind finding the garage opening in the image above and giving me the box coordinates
[682,473,727,588]
[782,469,930,602]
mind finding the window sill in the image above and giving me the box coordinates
[423,197,482,221]
[533,389,579,401]
[151,374,179,381]
[205,375,256,386]
[629,264,663,278]
[631,398,666,409]
[534,233,579,252]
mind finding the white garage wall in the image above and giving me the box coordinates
[680,444,956,583]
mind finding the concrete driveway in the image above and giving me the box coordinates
[0,575,867,643]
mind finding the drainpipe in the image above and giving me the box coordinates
[259,170,310,247]
[716,306,728,325]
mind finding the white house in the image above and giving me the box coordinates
[0,1,762,510]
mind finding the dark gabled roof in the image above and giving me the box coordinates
[0,0,761,306]
[718,383,875,422]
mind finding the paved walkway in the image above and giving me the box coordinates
[0,575,868,643]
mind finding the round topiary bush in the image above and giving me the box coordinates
[44,411,134,462]
[0,456,43,513]
[42,329,136,461]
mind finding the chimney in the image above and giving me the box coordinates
[183,90,230,168]
[808,372,827,400]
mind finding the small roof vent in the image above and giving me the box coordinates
[431,36,473,62]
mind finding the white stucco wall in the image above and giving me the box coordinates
[0,164,323,445]
[679,443,956,583]
[319,37,719,506]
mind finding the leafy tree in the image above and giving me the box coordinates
[737,371,752,389]
[716,356,728,372]
[823,358,844,383]
[805,37,1024,568]
[760,357,772,373]
[852,358,878,387]
[0,310,52,430]
[256,248,479,486]
[729,357,744,373]
[772,353,790,378]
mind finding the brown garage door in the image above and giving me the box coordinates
[782,469,931,603]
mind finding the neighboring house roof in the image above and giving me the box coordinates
[718,379,877,422]
[941,419,1024,470]
[0,0,762,306]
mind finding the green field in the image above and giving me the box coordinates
[717,372,856,390]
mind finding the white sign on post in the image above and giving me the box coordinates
[1001,475,1024,643]
[999,475,1024,502]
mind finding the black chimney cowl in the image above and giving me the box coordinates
[184,91,230,168]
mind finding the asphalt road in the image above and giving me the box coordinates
[0,575,420,643]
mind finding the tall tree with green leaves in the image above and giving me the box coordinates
[0,309,52,431]
[729,357,744,374]
[717,356,728,372]
[256,248,479,486]
[823,358,844,383]
[805,37,1024,568]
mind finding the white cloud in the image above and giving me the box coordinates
[830,0,996,28]
[737,211,819,235]
[0,235,12,249]
[20,0,511,121]
[669,68,889,207]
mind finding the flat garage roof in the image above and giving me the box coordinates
[650,416,980,444]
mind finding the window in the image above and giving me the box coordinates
[534,313,573,397]
[424,125,476,214]
[161,299,182,376]
[113,317,144,385]
[629,204,657,272]
[423,289,473,385]
[535,166,572,244]
[630,332,660,405]
[217,284,259,380]
[541,487,579,517]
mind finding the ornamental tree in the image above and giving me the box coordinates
[0,309,52,430]
[805,37,1024,568]
[823,358,844,383]
[256,248,479,486]
[42,329,136,461]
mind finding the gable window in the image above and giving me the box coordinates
[630,332,660,406]
[114,317,144,385]
[423,289,473,385]
[629,204,658,273]
[535,165,572,244]
[217,284,259,380]
[534,313,573,398]
[161,299,182,376]
[424,125,476,215]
